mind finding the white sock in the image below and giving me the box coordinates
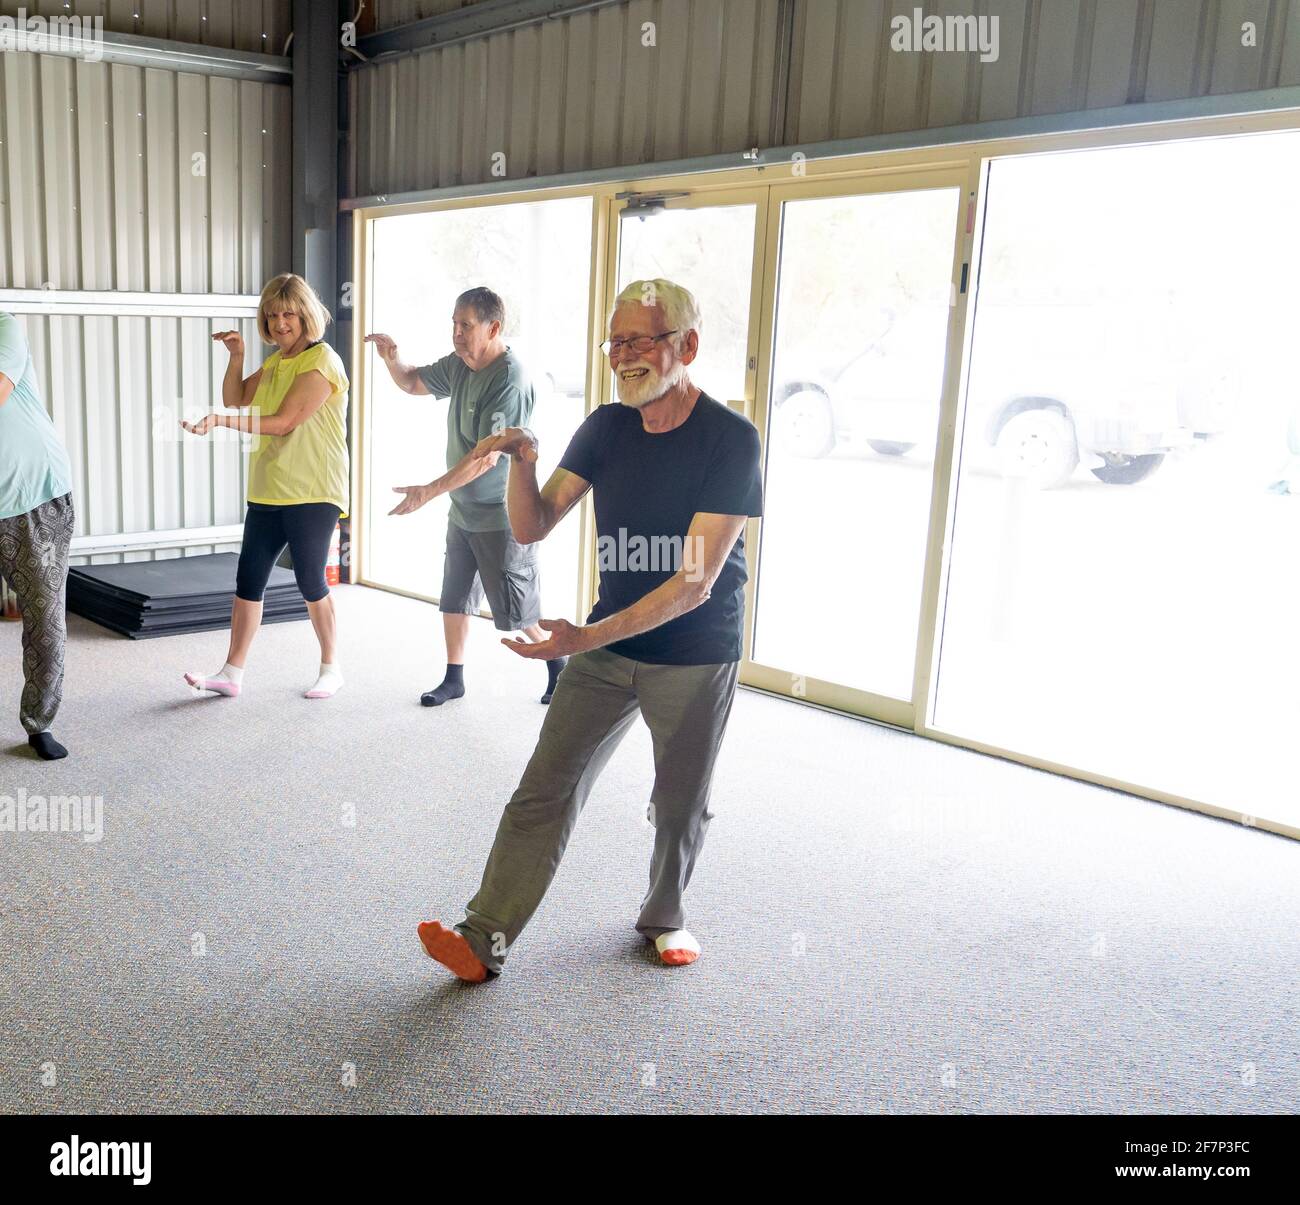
[654,929,701,965]
[305,662,343,699]
[184,662,243,696]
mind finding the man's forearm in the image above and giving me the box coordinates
[431,448,499,497]
[384,358,424,394]
[582,572,711,651]
[505,457,550,543]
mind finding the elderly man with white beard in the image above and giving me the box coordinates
[416,278,764,981]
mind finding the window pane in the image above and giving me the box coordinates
[934,130,1300,828]
[616,204,756,405]
[754,187,960,699]
[366,198,592,620]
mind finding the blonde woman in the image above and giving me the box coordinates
[181,274,350,699]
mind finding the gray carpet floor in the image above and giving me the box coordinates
[0,583,1296,1114]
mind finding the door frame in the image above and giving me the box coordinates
[739,164,974,730]
[351,188,603,628]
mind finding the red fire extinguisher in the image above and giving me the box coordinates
[325,524,341,587]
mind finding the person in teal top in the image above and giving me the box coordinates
[0,311,76,760]
[366,287,567,708]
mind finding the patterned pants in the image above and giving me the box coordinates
[0,493,74,734]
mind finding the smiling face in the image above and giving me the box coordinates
[608,301,693,409]
[264,307,304,352]
[452,305,501,371]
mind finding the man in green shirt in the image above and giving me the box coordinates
[367,287,566,706]
[0,312,76,760]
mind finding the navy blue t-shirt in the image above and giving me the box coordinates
[559,393,764,665]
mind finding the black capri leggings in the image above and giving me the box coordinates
[235,502,340,604]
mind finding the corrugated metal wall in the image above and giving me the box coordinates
[786,0,1300,141]
[351,0,781,194]
[0,5,294,562]
[0,54,291,291]
[370,0,474,30]
[0,0,292,54]
[10,313,262,560]
[350,0,1300,196]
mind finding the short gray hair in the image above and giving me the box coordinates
[611,279,701,347]
[455,286,505,328]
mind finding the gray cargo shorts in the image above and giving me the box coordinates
[439,519,541,632]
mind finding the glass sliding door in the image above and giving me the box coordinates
[362,196,594,620]
[932,129,1300,829]
[749,179,965,717]
[352,115,1300,838]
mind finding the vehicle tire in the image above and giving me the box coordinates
[1090,452,1165,485]
[775,388,836,458]
[868,440,917,457]
[994,407,1079,489]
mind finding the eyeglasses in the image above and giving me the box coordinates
[599,331,679,356]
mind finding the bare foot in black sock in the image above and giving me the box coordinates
[421,664,465,707]
[29,731,68,760]
[541,656,567,705]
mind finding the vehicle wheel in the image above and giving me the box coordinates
[775,389,836,458]
[995,407,1079,489]
[868,440,916,457]
[1090,452,1165,485]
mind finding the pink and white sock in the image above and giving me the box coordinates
[654,929,701,966]
[184,662,243,697]
[304,663,343,699]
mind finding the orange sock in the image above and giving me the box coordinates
[418,920,488,983]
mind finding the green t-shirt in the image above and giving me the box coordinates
[416,348,535,532]
[0,312,74,521]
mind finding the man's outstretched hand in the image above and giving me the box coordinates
[503,618,590,660]
[389,483,435,515]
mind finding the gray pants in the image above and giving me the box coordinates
[0,493,74,734]
[457,646,740,974]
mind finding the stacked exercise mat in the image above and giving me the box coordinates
[67,552,307,639]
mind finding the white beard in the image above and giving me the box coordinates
[615,360,687,409]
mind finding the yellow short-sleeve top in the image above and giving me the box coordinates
[246,341,350,516]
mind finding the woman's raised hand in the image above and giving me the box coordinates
[212,330,245,357]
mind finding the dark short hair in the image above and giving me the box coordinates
[454,286,505,328]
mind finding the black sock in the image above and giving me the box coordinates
[421,664,465,707]
[29,731,68,760]
[541,656,568,705]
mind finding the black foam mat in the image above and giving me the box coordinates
[86,611,308,640]
[69,554,300,606]
[69,583,303,616]
[71,595,307,631]
[67,551,309,639]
